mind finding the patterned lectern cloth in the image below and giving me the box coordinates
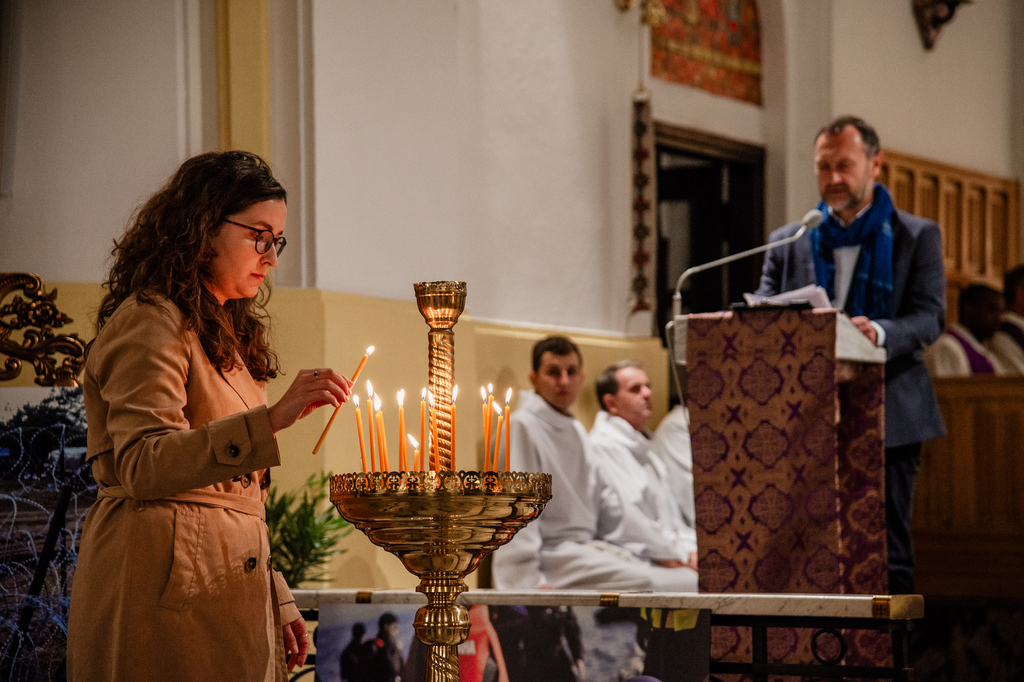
[685,309,891,669]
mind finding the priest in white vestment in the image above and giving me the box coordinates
[587,361,698,592]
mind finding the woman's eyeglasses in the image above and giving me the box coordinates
[223,219,287,256]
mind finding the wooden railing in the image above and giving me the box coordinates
[914,376,1024,597]
[880,150,1020,325]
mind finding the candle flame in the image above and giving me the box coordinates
[366,380,373,398]
[452,385,459,403]
[407,434,419,449]
[397,389,405,406]
[421,387,427,400]
[427,391,435,407]
[366,346,375,355]
[505,387,512,405]
[353,394,360,408]
[374,394,382,412]
[480,386,487,402]
[487,383,493,395]
[492,402,503,416]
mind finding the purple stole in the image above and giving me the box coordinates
[947,327,996,374]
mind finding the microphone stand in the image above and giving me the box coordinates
[665,209,823,394]
[670,208,824,318]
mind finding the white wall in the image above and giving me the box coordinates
[2,0,1022,329]
[832,0,1016,178]
[310,0,642,332]
[0,0,209,281]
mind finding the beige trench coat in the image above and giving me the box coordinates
[67,296,302,681]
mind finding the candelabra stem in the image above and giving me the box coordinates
[415,577,470,682]
[427,328,455,469]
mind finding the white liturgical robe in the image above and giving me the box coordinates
[588,412,698,565]
[492,392,685,591]
[989,311,1024,375]
[651,404,696,530]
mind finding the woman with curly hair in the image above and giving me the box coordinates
[67,151,351,681]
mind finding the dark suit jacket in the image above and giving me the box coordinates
[756,209,947,448]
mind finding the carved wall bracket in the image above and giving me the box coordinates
[0,273,89,387]
[913,0,972,50]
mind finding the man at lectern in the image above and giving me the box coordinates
[756,115,946,594]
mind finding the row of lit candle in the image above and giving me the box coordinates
[350,382,513,473]
[311,346,514,472]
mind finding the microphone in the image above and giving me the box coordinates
[669,209,823,318]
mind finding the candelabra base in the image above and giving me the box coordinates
[330,470,551,682]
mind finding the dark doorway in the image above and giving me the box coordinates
[654,124,765,336]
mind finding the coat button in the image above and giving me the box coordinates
[245,557,258,572]
[227,444,240,457]
[240,473,251,488]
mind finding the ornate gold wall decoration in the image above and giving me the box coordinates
[0,273,88,387]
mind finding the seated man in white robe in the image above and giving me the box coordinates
[989,264,1024,375]
[492,337,686,591]
[588,361,698,592]
[926,284,1005,377]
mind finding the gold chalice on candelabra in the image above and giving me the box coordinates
[330,281,551,682]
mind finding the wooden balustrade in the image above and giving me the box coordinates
[914,376,1024,597]
[880,150,1020,325]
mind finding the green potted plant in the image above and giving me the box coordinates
[265,472,351,586]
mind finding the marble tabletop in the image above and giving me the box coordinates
[290,588,924,620]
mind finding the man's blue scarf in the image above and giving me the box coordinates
[809,182,894,319]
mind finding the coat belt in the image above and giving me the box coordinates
[97,486,266,519]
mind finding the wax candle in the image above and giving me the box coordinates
[428,391,439,471]
[366,383,376,472]
[450,385,458,471]
[397,390,407,471]
[408,435,420,472]
[312,345,375,455]
[420,389,427,472]
[375,394,389,472]
[480,387,488,469]
[504,387,512,471]
[350,346,375,384]
[491,402,503,473]
[485,385,494,471]
[353,395,367,473]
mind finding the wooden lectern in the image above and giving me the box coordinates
[674,307,890,667]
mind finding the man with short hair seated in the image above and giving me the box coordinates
[925,284,1005,377]
[588,361,698,592]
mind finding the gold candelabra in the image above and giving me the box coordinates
[330,281,551,682]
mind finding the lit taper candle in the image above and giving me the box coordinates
[353,395,367,473]
[397,389,407,471]
[312,346,374,455]
[504,387,512,471]
[450,385,458,471]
